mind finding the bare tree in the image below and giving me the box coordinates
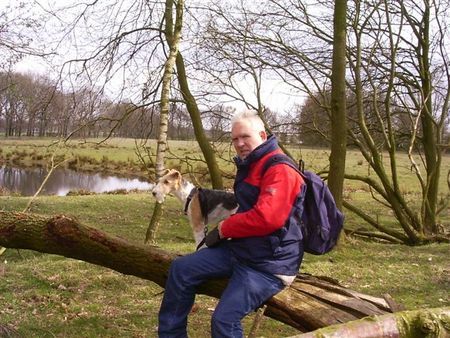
[328,0,348,210]
[342,0,450,243]
[145,0,184,244]
[0,2,48,70]
[192,0,449,243]
[174,50,225,188]
[3,0,448,244]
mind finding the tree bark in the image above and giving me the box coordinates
[145,0,184,244]
[328,0,347,211]
[175,52,224,189]
[288,307,450,338]
[415,2,440,234]
[0,211,395,333]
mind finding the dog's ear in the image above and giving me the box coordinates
[168,170,181,180]
[166,170,181,189]
[162,168,171,176]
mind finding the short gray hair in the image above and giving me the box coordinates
[231,110,265,132]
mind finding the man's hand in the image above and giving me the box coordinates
[205,226,222,248]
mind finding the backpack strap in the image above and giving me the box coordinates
[261,153,303,178]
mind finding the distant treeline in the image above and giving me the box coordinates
[0,72,196,140]
[0,72,301,144]
[1,71,447,149]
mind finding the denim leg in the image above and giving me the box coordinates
[211,263,285,338]
[158,246,233,338]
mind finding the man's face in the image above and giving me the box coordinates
[231,119,267,159]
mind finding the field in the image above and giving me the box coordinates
[0,137,449,337]
[1,137,449,230]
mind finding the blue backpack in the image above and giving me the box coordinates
[262,154,345,255]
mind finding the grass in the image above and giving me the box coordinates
[2,137,448,230]
[1,137,449,187]
[0,137,449,336]
[1,193,449,337]
[0,194,299,337]
[0,137,210,181]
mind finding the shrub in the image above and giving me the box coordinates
[66,189,95,196]
[67,157,79,170]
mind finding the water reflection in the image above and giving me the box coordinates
[0,165,153,196]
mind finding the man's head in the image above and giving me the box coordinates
[231,110,267,160]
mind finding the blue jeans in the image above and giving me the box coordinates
[158,244,285,338]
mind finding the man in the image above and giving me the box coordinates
[158,110,306,338]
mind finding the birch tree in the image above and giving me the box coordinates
[145,0,184,244]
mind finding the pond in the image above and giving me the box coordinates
[0,165,153,196]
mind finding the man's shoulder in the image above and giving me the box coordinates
[250,149,283,172]
[260,153,305,184]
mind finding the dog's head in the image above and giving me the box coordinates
[151,169,182,203]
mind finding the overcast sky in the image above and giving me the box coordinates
[13,55,303,113]
[4,0,306,114]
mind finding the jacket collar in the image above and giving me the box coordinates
[234,135,278,168]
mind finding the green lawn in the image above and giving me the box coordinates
[0,137,449,337]
[0,192,449,337]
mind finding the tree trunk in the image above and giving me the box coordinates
[175,52,224,189]
[417,2,440,235]
[328,0,347,211]
[144,201,163,245]
[155,0,183,177]
[0,211,395,333]
[145,0,184,244]
[289,307,450,338]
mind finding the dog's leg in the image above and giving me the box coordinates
[188,195,207,246]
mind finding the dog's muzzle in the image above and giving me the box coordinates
[151,189,165,203]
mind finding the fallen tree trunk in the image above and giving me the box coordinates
[0,211,394,332]
[289,307,450,338]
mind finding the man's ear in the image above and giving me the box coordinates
[259,130,267,141]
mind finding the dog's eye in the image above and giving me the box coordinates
[164,179,169,184]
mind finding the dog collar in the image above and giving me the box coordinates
[184,187,198,214]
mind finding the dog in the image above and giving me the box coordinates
[151,169,238,248]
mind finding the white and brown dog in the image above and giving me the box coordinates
[151,169,238,248]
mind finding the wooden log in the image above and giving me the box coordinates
[288,307,450,338]
[0,211,393,332]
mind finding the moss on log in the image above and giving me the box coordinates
[289,307,450,337]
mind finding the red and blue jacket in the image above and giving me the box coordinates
[221,135,306,276]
